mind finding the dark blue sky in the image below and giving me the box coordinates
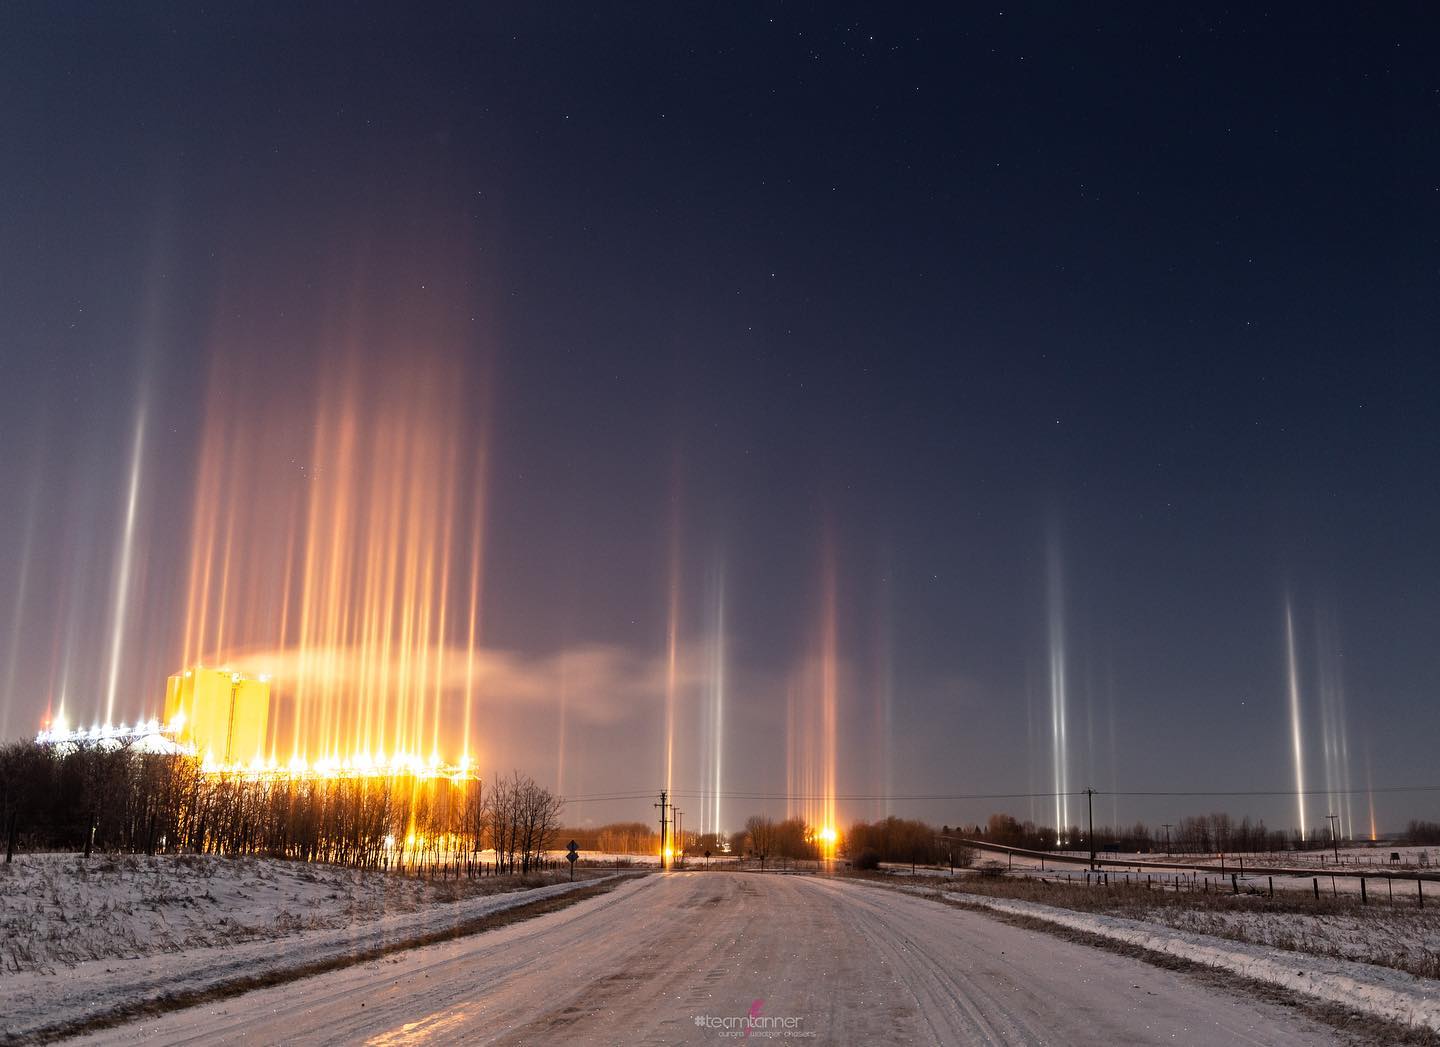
[2,5,1437,832]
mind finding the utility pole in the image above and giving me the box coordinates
[1087,787,1096,870]
[1162,824,1173,856]
[654,790,669,870]
[674,809,683,868]
[1326,813,1340,864]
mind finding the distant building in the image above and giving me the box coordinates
[163,667,270,764]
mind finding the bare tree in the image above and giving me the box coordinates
[744,815,777,868]
[460,775,486,872]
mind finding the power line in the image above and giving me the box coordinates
[560,793,656,804]
[1097,786,1440,798]
[559,784,1440,803]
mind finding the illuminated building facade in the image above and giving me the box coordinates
[163,667,270,764]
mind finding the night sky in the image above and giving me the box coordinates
[2,6,1438,832]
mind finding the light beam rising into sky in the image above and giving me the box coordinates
[820,540,838,844]
[1284,597,1308,840]
[702,561,726,838]
[173,338,491,768]
[103,403,146,726]
[783,537,840,843]
[0,466,40,741]
[1047,530,1070,842]
[663,488,682,803]
[1315,605,1354,838]
[873,565,894,821]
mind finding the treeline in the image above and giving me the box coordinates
[558,824,728,858]
[561,822,659,854]
[976,812,1334,854]
[1407,820,1440,845]
[730,815,821,864]
[847,816,971,868]
[681,832,727,857]
[718,814,974,869]
[0,740,562,874]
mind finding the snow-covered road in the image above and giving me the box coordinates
[81,872,1344,1046]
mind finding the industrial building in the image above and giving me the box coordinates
[163,666,271,764]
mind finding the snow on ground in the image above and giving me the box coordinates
[910,850,1437,902]
[1034,844,1439,873]
[1128,905,1440,980]
[885,878,1440,1034]
[0,852,577,973]
[561,851,742,869]
[564,850,660,867]
[12,856,1436,1042]
[76,873,1346,1047]
[0,852,627,1042]
[885,864,1440,979]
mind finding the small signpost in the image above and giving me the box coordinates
[566,839,579,880]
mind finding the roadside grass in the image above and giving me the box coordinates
[0,852,596,974]
[850,869,1440,982]
[977,908,1440,1047]
[842,870,1440,1046]
[7,876,630,1046]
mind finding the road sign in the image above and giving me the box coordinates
[566,840,579,879]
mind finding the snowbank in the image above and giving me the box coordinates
[894,882,1440,1033]
[0,856,631,1042]
[0,852,557,973]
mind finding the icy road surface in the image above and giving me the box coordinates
[82,872,1343,1046]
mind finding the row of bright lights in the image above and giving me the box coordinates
[200,750,474,781]
[37,715,848,847]
[35,667,268,742]
[37,713,184,745]
[183,665,271,682]
[37,716,471,781]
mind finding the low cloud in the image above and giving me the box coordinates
[218,641,681,726]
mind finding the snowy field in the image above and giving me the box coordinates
[0,852,627,1041]
[1003,843,1438,873]
[71,872,1366,1046]
[565,850,660,867]
[5,861,1438,1043]
[877,878,1440,1036]
[896,849,1440,905]
[0,852,584,973]
[7,855,1437,1043]
[1128,904,1440,980]
[878,866,1440,982]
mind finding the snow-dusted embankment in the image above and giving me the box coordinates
[1,872,628,1043]
[894,882,1440,1033]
